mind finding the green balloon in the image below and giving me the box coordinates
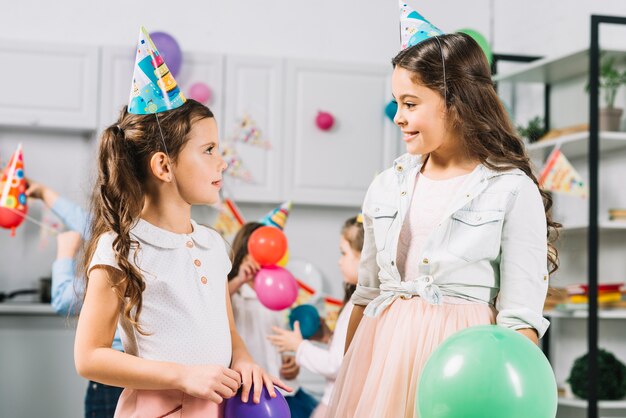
[417,325,557,418]
[458,28,493,65]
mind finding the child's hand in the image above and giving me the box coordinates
[279,355,300,380]
[237,255,260,284]
[25,179,58,208]
[179,364,242,404]
[231,353,292,403]
[268,322,304,353]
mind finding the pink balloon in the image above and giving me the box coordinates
[187,82,213,105]
[316,111,335,131]
[254,266,299,311]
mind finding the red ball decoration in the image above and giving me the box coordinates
[247,226,288,266]
[315,111,335,131]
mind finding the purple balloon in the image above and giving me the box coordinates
[224,385,290,418]
[150,31,182,77]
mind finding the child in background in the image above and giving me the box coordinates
[229,221,319,418]
[26,181,124,417]
[268,216,363,418]
[326,8,558,418]
[74,27,288,418]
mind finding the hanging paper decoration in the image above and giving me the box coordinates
[229,114,271,149]
[259,201,292,231]
[37,208,62,250]
[0,144,28,236]
[222,143,253,183]
[539,148,588,198]
[212,198,246,238]
[399,1,444,50]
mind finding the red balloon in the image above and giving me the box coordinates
[0,206,26,236]
[247,226,288,266]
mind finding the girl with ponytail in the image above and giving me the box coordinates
[74,99,290,417]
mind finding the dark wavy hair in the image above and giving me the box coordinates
[392,33,559,274]
[81,99,214,333]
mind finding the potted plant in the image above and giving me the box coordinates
[591,55,626,131]
[517,116,545,143]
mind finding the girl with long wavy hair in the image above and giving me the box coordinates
[326,29,559,418]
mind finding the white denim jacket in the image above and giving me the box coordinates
[351,153,550,338]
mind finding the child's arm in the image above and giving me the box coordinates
[496,177,550,344]
[75,266,241,403]
[51,232,84,315]
[344,304,365,353]
[225,286,292,403]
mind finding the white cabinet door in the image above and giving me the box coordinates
[0,41,98,131]
[284,59,397,207]
[99,46,135,130]
[223,56,284,203]
[99,48,225,131]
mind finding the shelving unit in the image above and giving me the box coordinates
[494,15,626,418]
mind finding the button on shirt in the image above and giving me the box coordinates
[89,219,232,366]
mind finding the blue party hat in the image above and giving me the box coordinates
[259,201,291,230]
[399,2,444,50]
[128,26,186,115]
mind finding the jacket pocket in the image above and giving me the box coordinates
[448,209,505,262]
[367,204,398,251]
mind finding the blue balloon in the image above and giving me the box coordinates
[225,385,290,418]
[385,100,398,122]
[289,305,320,339]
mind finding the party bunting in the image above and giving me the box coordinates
[539,148,588,198]
[229,114,271,149]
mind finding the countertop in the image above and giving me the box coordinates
[0,302,57,315]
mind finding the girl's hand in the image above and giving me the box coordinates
[231,353,292,403]
[279,355,300,380]
[237,255,260,284]
[179,364,242,404]
[268,322,304,353]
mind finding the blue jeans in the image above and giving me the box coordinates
[85,381,123,418]
[285,388,319,418]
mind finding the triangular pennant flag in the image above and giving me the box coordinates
[0,144,28,236]
[212,198,246,239]
[128,26,186,114]
[230,114,271,149]
[222,143,253,183]
[259,201,291,230]
[539,148,588,198]
[399,1,444,50]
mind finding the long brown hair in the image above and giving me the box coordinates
[392,33,559,274]
[81,99,214,333]
[341,216,364,307]
[228,222,264,281]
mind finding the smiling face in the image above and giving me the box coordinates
[172,117,227,205]
[391,66,452,156]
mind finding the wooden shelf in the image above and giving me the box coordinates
[558,396,626,409]
[545,309,626,319]
[559,220,626,233]
[526,131,626,159]
[493,48,626,84]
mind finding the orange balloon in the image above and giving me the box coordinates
[248,226,288,266]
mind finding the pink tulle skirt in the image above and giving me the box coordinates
[114,389,223,418]
[325,296,496,418]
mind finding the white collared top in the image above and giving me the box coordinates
[352,153,551,338]
[89,218,233,366]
